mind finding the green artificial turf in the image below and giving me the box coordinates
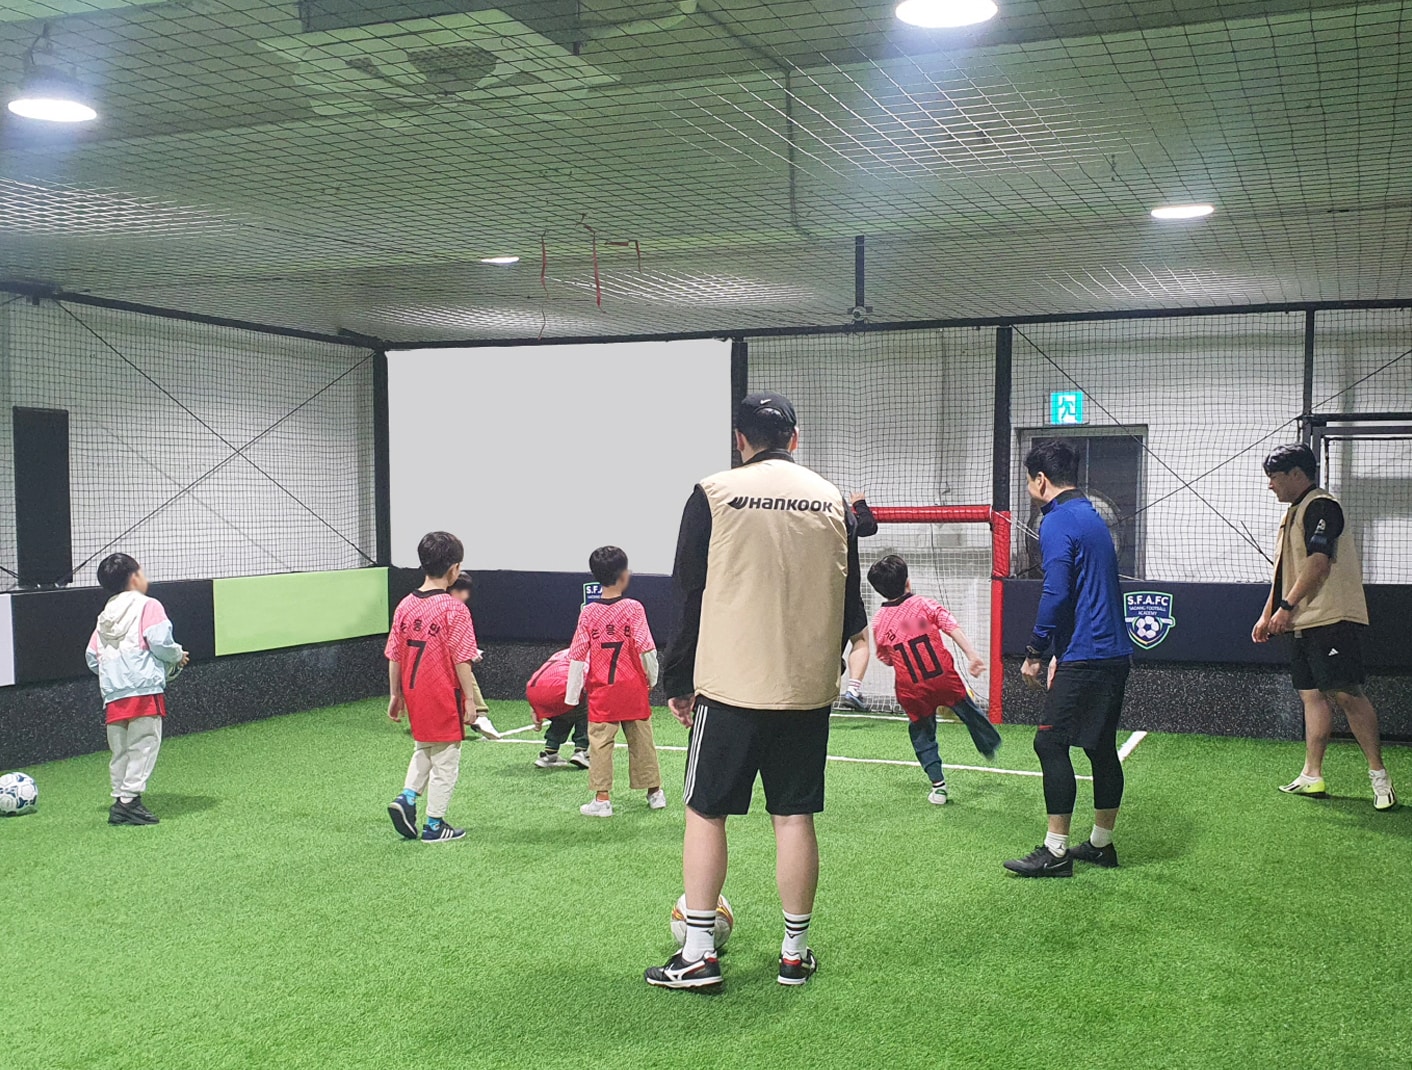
[4,702,1409,1070]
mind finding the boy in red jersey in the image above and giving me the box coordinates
[527,649,590,769]
[868,554,1001,804]
[567,546,664,817]
[385,531,481,843]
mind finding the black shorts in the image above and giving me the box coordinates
[1038,658,1130,750]
[1291,621,1366,693]
[683,700,831,817]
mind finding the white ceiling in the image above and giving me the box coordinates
[0,0,1408,340]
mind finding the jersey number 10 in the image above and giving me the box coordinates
[893,635,944,684]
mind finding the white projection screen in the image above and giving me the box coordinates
[388,339,731,574]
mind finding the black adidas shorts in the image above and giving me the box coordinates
[682,700,831,817]
[1291,621,1366,693]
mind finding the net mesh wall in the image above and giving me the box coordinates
[1011,314,1307,584]
[748,329,996,707]
[0,298,377,589]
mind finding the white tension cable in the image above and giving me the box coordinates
[387,340,731,574]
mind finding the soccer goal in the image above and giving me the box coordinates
[864,505,1011,724]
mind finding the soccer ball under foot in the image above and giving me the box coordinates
[0,772,38,816]
[670,893,734,949]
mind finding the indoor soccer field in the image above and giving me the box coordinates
[6,701,1410,1070]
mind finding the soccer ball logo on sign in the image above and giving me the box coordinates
[1124,592,1176,650]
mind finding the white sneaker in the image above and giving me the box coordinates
[1371,769,1398,811]
[928,784,949,805]
[471,715,501,740]
[647,789,667,810]
[568,749,591,769]
[580,799,614,818]
[535,751,569,769]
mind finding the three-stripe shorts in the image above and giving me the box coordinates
[683,700,831,817]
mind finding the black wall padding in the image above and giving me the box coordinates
[13,406,74,587]
[0,635,385,769]
[10,580,216,685]
[1002,580,1412,670]
[388,568,681,648]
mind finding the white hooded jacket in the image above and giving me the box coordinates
[85,591,185,704]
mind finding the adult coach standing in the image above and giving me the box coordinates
[1253,444,1397,810]
[646,392,866,991]
[1006,441,1133,878]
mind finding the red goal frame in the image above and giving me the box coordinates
[869,506,1012,724]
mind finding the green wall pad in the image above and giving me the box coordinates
[215,568,389,656]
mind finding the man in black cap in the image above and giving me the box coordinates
[645,392,866,991]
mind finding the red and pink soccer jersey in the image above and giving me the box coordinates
[871,594,968,721]
[385,590,481,743]
[568,597,655,723]
[526,649,575,721]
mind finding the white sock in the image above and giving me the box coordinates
[682,910,716,963]
[846,679,863,695]
[1089,825,1114,848]
[1044,831,1068,857]
[782,910,812,958]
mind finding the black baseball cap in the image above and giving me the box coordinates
[737,391,797,436]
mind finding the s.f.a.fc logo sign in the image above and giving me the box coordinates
[1125,591,1176,650]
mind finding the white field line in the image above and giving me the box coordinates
[830,712,962,725]
[491,727,1078,779]
[1118,731,1149,762]
[496,722,541,737]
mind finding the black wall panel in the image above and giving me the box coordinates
[10,580,216,685]
[13,406,73,587]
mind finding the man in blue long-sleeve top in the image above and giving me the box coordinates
[1004,440,1133,878]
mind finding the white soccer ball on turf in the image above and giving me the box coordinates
[670,893,734,949]
[0,771,39,816]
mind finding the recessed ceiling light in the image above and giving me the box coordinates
[7,68,96,123]
[1150,203,1215,221]
[479,255,520,265]
[895,0,998,29]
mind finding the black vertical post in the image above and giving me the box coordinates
[730,337,748,467]
[1301,309,1316,445]
[993,327,1013,514]
[372,350,392,566]
[13,407,73,587]
[853,235,866,311]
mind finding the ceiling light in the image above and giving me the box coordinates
[895,0,998,29]
[479,255,520,265]
[8,67,96,123]
[1150,203,1215,221]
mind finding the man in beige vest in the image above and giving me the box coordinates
[1252,444,1397,810]
[645,392,866,991]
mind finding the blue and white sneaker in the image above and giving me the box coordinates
[837,691,867,712]
[421,821,466,843]
[644,952,722,990]
[388,793,418,839]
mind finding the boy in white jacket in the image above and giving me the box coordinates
[86,554,187,826]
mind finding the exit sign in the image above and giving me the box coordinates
[1050,390,1086,425]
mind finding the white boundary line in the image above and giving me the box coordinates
[830,712,962,725]
[490,726,1082,780]
[1118,731,1148,762]
[496,723,541,738]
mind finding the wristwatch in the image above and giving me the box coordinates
[1024,646,1046,660]
[1277,598,1296,613]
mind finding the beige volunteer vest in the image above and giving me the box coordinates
[1273,488,1368,632]
[694,458,849,710]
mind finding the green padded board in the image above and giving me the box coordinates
[214,568,388,656]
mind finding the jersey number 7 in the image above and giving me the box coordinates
[601,641,624,684]
[407,639,428,688]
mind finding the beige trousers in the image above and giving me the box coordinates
[467,672,489,716]
[588,718,661,794]
[107,715,163,801]
[404,740,462,818]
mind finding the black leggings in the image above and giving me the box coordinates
[1034,727,1124,814]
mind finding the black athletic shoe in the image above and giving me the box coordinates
[644,952,722,990]
[421,822,466,843]
[122,796,159,824]
[108,800,136,825]
[778,949,819,986]
[837,691,867,712]
[1003,845,1072,878]
[1069,840,1119,868]
[388,794,418,839]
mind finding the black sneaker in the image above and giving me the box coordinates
[108,800,136,825]
[778,949,819,986]
[123,796,160,824]
[1069,840,1118,868]
[421,822,467,843]
[388,794,418,840]
[644,952,722,990]
[1003,845,1073,878]
[837,691,867,712]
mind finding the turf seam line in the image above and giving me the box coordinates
[491,729,1079,779]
